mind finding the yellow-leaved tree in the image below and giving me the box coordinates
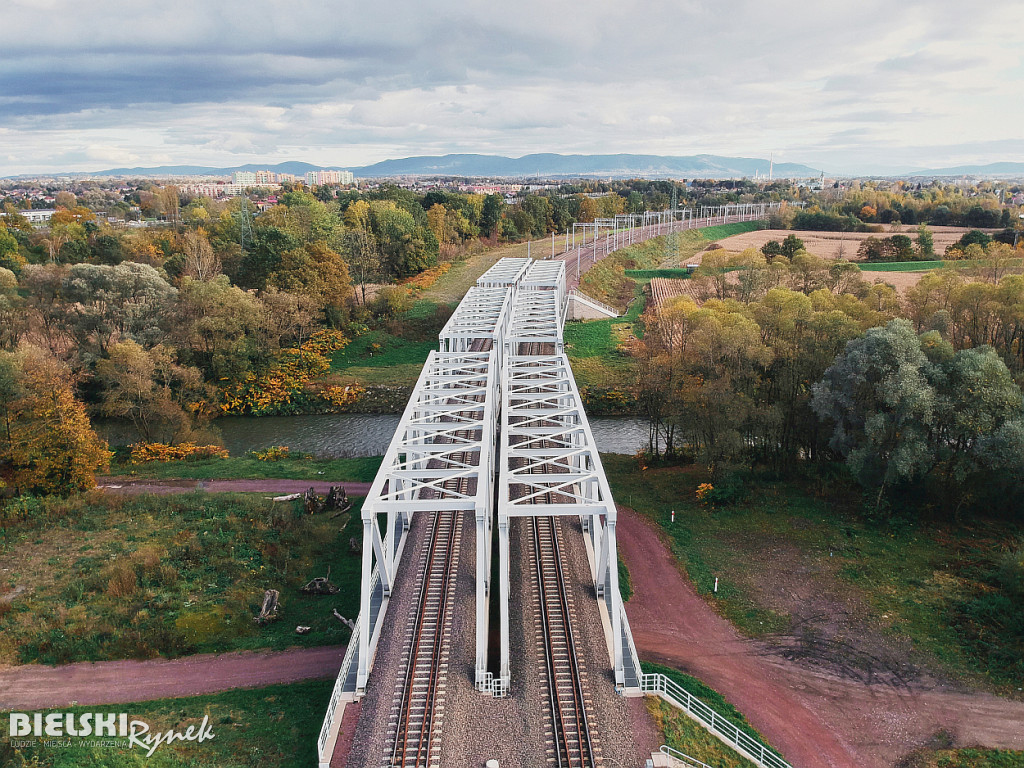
[0,346,112,496]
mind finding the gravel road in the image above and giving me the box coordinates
[0,646,342,710]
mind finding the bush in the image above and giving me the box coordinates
[129,442,229,463]
[250,446,293,462]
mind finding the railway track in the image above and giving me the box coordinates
[385,509,461,768]
[384,355,487,768]
[530,515,600,768]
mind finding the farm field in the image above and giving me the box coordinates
[648,277,693,311]
[714,226,992,261]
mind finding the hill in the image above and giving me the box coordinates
[349,153,821,178]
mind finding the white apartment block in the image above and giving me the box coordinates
[304,169,355,186]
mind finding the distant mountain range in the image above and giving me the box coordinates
[904,162,1024,178]
[34,154,820,180]
[8,155,1023,181]
[82,161,323,177]
[347,153,821,178]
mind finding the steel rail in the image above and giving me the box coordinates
[532,515,597,768]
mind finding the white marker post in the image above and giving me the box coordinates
[670,510,675,524]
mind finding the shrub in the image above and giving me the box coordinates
[251,446,291,462]
[129,442,229,463]
[104,563,137,598]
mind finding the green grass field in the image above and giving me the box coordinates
[108,455,382,482]
[329,329,436,386]
[858,258,1024,272]
[0,494,364,665]
[857,260,947,271]
[624,268,693,279]
[565,284,646,389]
[602,455,1024,692]
[0,679,333,768]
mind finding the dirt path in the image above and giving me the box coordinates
[0,646,343,710]
[95,477,372,496]
[617,504,1024,768]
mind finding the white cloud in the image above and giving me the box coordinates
[0,0,1021,175]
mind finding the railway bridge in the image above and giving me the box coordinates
[318,205,793,768]
[317,256,640,767]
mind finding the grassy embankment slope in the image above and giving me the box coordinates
[566,222,763,392]
[329,237,575,390]
[0,494,366,665]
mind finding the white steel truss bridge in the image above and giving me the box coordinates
[316,256,643,765]
[313,201,817,763]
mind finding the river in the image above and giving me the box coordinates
[99,413,649,457]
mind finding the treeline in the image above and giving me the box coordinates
[638,249,1024,517]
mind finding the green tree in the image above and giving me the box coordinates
[0,227,23,272]
[928,344,1022,512]
[480,194,504,238]
[0,268,22,349]
[780,234,805,258]
[811,319,936,511]
[916,224,934,259]
[237,227,298,290]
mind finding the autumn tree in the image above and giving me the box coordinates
[269,241,353,325]
[96,341,215,445]
[181,228,221,281]
[0,346,111,495]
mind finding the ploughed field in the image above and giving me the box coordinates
[714,227,993,261]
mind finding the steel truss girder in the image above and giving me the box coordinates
[356,350,497,690]
[476,256,531,287]
[504,289,565,352]
[497,351,624,687]
[439,286,512,353]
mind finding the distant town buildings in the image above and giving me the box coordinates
[181,182,250,198]
[230,169,354,187]
[458,183,521,194]
[304,169,355,186]
[8,209,56,224]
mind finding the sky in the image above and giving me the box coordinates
[1,0,1022,177]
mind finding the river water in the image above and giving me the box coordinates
[100,413,649,457]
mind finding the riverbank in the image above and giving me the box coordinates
[98,413,651,457]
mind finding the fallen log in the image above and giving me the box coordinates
[332,609,356,631]
[301,576,339,595]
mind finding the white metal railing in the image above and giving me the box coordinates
[568,288,620,317]
[316,608,363,761]
[660,744,714,768]
[640,673,791,768]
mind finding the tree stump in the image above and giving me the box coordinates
[255,589,280,624]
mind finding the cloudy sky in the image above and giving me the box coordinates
[2,0,1022,176]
